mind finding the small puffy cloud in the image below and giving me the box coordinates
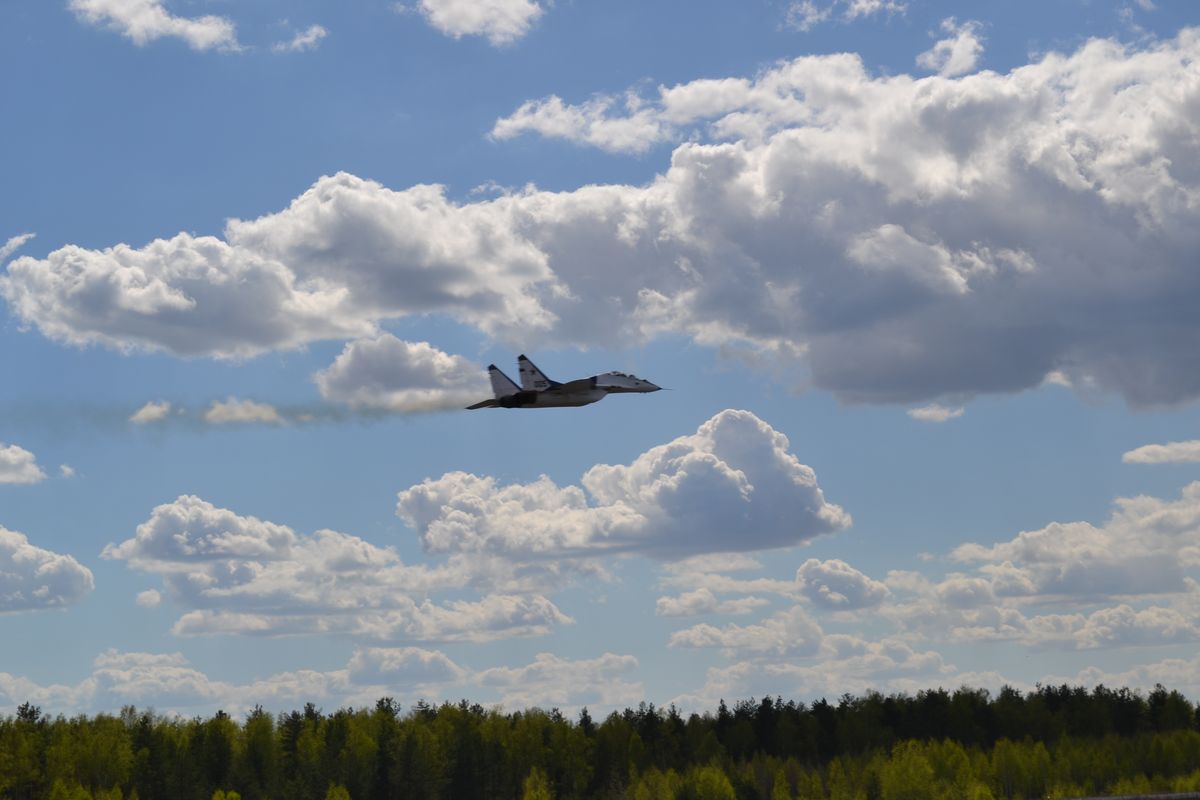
[0,526,94,612]
[314,335,487,412]
[130,400,172,424]
[399,409,849,560]
[136,589,162,608]
[346,647,466,686]
[795,558,889,609]
[0,443,47,485]
[409,0,546,46]
[917,18,984,78]
[272,24,326,53]
[668,605,824,656]
[68,0,239,52]
[0,233,34,263]
[491,94,671,154]
[104,495,572,642]
[786,0,906,32]
[1122,439,1200,465]
[655,588,769,617]
[476,652,642,709]
[907,403,964,423]
[203,397,282,425]
[104,494,297,566]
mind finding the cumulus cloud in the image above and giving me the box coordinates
[68,0,239,51]
[407,0,546,46]
[0,442,47,484]
[103,495,571,641]
[907,403,964,422]
[7,33,1200,406]
[794,558,889,609]
[0,233,34,263]
[398,409,849,560]
[136,589,162,608]
[949,482,1200,599]
[785,0,906,32]
[476,652,642,709]
[0,526,94,611]
[673,634,945,710]
[0,645,644,716]
[655,588,769,617]
[203,397,282,425]
[314,335,488,412]
[271,24,327,53]
[917,18,984,77]
[1122,439,1200,464]
[668,605,825,656]
[130,400,172,424]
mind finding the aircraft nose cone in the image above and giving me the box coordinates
[647,383,662,392]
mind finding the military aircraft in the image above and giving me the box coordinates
[466,355,661,409]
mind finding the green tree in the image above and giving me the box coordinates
[522,766,554,800]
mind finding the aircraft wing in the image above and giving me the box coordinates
[465,399,500,410]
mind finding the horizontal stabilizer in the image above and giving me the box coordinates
[466,398,499,410]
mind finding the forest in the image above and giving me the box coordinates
[2,684,1200,800]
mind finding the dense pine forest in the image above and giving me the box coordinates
[3,684,1200,800]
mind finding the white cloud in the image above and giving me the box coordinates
[7,33,1200,406]
[68,0,239,51]
[0,526,94,611]
[103,495,572,641]
[673,634,945,710]
[0,442,46,484]
[794,558,889,609]
[655,588,769,617]
[917,18,984,77]
[130,400,172,424]
[949,482,1200,599]
[346,646,466,686]
[668,605,824,656]
[272,24,326,53]
[408,0,546,46]
[59,465,75,479]
[0,645,647,716]
[203,397,282,425]
[785,0,905,32]
[399,409,849,560]
[0,233,34,263]
[314,335,487,412]
[136,589,162,608]
[907,403,964,423]
[1122,439,1200,464]
[476,652,642,709]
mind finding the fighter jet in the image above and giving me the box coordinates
[466,355,661,409]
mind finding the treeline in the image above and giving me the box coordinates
[2,684,1200,800]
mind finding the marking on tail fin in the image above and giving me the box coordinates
[518,354,560,391]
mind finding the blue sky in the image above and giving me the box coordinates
[3,0,1200,715]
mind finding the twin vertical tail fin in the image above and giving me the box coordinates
[518,354,560,391]
[489,365,521,398]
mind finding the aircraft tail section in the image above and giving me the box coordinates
[489,365,521,398]
[518,354,560,391]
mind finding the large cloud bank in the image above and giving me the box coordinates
[5,31,1200,405]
